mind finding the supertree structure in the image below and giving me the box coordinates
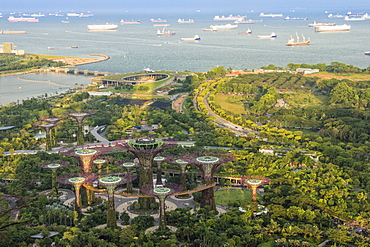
[65,111,95,145]
[153,156,166,186]
[93,157,113,178]
[98,173,137,228]
[33,122,59,151]
[166,157,189,191]
[241,176,271,202]
[114,160,139,193]
[39,160,69,195]
[141,183,183,231]
[39,116,62,147]
[181,151,234,211]
[60,146,112,204]
[113,137,176,210]
[57,173,97,215]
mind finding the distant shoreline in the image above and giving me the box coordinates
[0,54,110,77]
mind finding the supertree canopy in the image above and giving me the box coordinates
[64,111,96,145]
[99,173,137,228]
[114,160,139,194]
[141,183,183,231]
[60,146,112,204]
[166,157,189,190]
[153,155,167,186]
[57,173,97,215]
[33,122,59,151]
[39,116,62,147]
[113,137,176,210]
[181,150,234,211]
[39,160,69,195]
[241,176,271,202]
[93,157,113,177]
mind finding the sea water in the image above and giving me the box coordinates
[0,10,369,104]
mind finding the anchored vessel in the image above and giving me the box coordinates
[150,18,168,22]
[120,20,140,24]
[308,21,335,27]
[210,23,238,30]
[257,32,277,38]
[285,33,310,46]
[178,18,194,23]
[87,24,118,31]
[315,24,350,32]
[157,27,175,36]
[213,14,246,21]
[180,35,201,41]
[259,13,284,18]
[8,16,39,22]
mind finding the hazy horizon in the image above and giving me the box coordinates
[2,0,369,14]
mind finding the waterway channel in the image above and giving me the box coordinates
[0,73,93,105]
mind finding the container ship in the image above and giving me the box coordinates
[87,24,118,31]
[213,15,246,21]
[315,24,350,32]
[8,16,39,22]
[0,30,27,34]
[210,24,238,30]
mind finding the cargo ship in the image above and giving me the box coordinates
[8,16,39,22]
[150,18,168,22]
[157,27,175,36]
[210,23,238,30]
[87,24,118,31]
[213,15,246,21]
[178,18,195,23]
[0,30,27,34]
[308,21,335,27]
[315,24,350,32]
[365,51,370,55]
[257,32,277,39]
[259,13,284,18]
[284,16,308,20]
[120,20,141,24]
[235,19,255,24]
[180,35,200,41]
[238,28,252,34]
[285,33,310,46]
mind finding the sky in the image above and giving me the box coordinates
[1,0,368,14]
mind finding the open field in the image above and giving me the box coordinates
[214,188,254,206]
[306,72,370,81]
[214,94,246,115]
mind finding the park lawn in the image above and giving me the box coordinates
[214,94,246,115]
[214,189,255,206]
[282,92,329,109]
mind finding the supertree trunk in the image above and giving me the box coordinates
[156,163,163,185]
[77,122,84,146]
[74,184,82,215]
[138,163,155,209]
[158,197,167,231]
[202,177,216,211]
[106,192,117,228]
[180,166,187,189]
[51,170,58,195]
[45,129,52,151]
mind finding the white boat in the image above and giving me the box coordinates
[210,23,238,30]
[178,18,194,23]
[120,20,141,24]
[365,51,370,55]
[257,32,277,38]
[213,14,246,21]
[31,13,45,17]
[150,18,167,22]
[87,24,118,31]
[180,35,200,41]
[8,16,39,22]
[259,13,284,18]
[285,33,310,46]
[315,24,350,32]
[234,19,255,24]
